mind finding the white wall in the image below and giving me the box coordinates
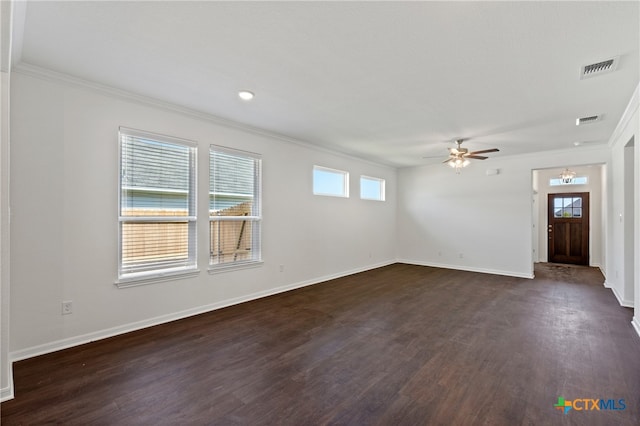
[601,164,608,281]
[533,165,604,267]
[396,147,610,279]
[623,142,635,303]
[0,0,13,402]
[8,71,397,358]
[0,71,10,401]
[606,85,639,313]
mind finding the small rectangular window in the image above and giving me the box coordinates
[118,128,197,282]
[210,146,262,269]
[313,166,349,197]
[360,176,385,201]
[549,176,588,186]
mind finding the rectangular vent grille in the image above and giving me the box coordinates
[576,115,600,126]
[580,57,618,79]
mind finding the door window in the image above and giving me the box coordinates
[553,196,582,218]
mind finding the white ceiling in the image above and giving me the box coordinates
[11,1,640,167]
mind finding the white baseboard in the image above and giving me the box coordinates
[9,260,395,363]
[632,317,640,339]
[610,286,634,308]
[397,259,534,279]
[0,368,14,402]
[603,281,634,307]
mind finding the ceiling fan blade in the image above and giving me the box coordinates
[466,155,488,160]
[468,148,499,155]
[442,158,453,164]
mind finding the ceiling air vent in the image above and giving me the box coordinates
[575,115,601,126]
[580,57,618,80]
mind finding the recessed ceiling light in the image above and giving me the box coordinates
[238,90,254,101]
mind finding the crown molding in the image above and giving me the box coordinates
[608,83,639,149]
[12,62,395,170]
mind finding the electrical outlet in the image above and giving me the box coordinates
[62,301,73,315]
[459,253,464,259]
[279,265,284,272]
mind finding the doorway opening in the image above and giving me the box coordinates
[532,165,604,269]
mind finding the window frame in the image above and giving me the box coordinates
[209,145,263,272]
[549,176,588,186]
[313,165,349,198]
[117,127,198,286]
[360,175,386,201]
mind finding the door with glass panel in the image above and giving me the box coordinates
[547,192,589,265]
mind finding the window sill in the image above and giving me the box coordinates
[208,261,264,274]
[115,268,200,288]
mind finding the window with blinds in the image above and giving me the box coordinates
[210,146,262,269]
[118,128,197,281]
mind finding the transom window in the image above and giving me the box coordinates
[118,128,197,282]
[313,166,349,197]
[210,146,262,269]
[360,176,385,201]
[550,176,588,186]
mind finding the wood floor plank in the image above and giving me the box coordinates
[2,263,639,425]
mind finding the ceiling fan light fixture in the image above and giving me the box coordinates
[439,139,498,173]
[448,157,470,173]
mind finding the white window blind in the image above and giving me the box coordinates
[210,145,262,268]
[119,128,197,281]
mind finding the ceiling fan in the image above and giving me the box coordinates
[441,139,499,173]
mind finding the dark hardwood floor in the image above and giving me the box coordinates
[2,263,639,425]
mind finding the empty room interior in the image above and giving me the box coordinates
[1,1,639,424]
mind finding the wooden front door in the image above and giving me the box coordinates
[547,192,589,265]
